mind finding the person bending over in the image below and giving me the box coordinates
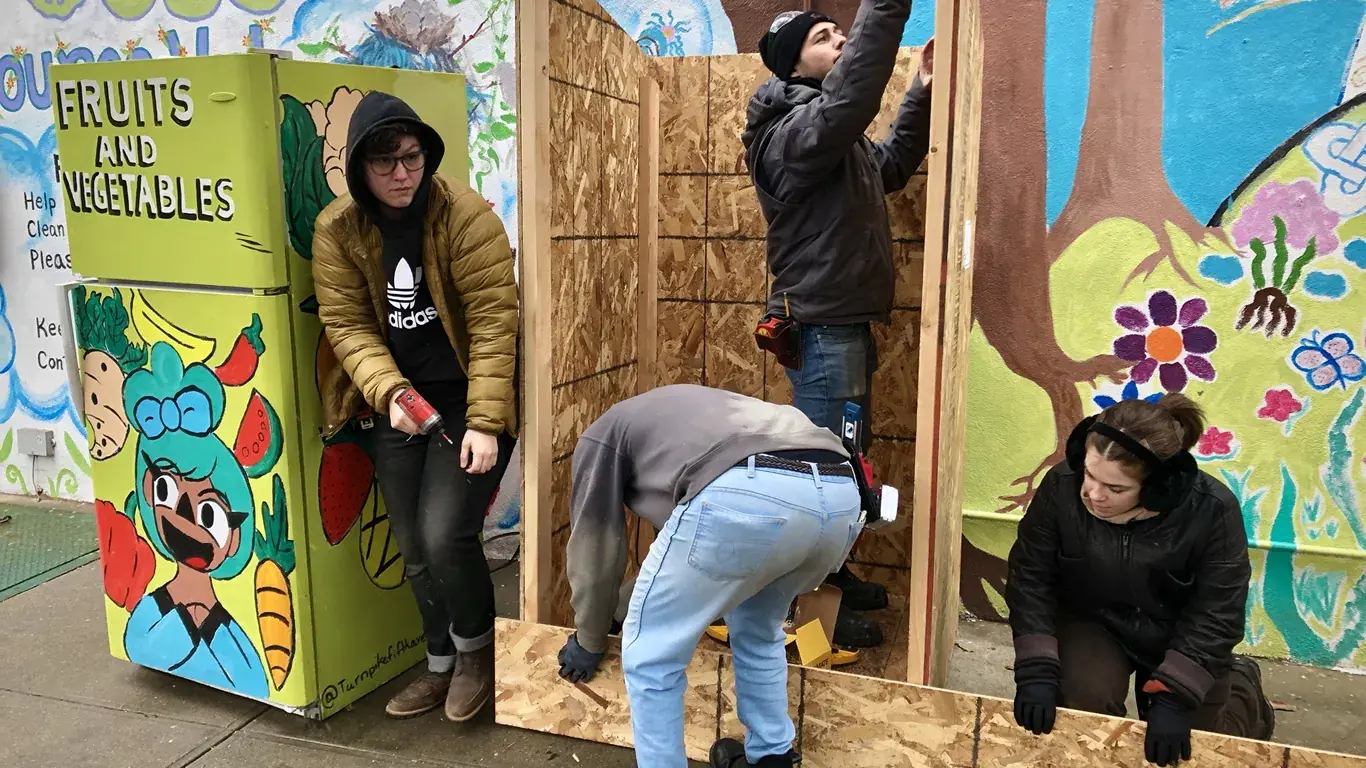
[556,384,865,768]
[1006,394,1274,765]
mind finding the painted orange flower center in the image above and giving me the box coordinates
[1146,326,1184,363]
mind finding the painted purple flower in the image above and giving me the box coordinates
[1230,179,1341,255]
[1113,291,1218,393]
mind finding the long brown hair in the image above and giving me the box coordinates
[1088,393,1205,477]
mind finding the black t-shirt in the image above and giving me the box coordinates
[380,224,468,421]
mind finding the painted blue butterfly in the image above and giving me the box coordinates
[1290,330,1365,391]
[1093,379,1164,409]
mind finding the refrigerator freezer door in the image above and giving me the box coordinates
[51,54,288,289]
[72,284,316,711]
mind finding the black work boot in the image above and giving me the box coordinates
[832,604,883,648]
[824,564,888,611]
[710,738,800,767]
[1229,656,1276,741]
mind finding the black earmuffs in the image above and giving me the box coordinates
[1065,415,1198,513]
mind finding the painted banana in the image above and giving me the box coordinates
[129,290,217,363]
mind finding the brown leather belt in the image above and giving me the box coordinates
[740,452,854,478]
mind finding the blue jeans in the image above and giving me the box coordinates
[785,323,877,450]
[621,458,864,767]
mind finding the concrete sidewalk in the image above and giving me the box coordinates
[0,562,683,768]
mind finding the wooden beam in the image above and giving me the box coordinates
[928,0,983,687]
[496,618,1362,768]
[637,73,660,395]
[908,0,963,687]
[516,0,553,624]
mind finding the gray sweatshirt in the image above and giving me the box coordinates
[566,384,849,653]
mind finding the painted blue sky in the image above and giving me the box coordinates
[1045,0,1362,225]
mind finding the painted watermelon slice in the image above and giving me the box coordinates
[319,441,374,545]
[233,390,283,479]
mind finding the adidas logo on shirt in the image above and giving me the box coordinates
[387,257,439,329]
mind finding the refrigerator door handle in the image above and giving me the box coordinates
[56,279,91,420]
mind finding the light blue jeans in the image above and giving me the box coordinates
[621,457,864,767]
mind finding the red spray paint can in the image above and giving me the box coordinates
[394,388,453,444]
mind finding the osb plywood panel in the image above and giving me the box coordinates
[602,24,645,103]
[548,525,573,626]
[548,0,603,92]
[550,238,603,383]
[552,377,595,458]
[660,175,706,237]
[708,55,770,175]
[655,57,708,173]
[717,656,801,745]
[658,301,705,386]
[1289,749,1366,767]
[706,240,766,302]
[559,0,607,18]
[889,174,930,242]
[975,698,1284,768]
[660,238,705,300]
[705,302,766,399]
[551,458,572,533]
[764,352,793,406]
[549,82,599,238]
[603,97,641,236]
[601,362,639,415]
[801,667,977,768]
[871,311,922,438]
[494,620,722,763]
[892,242,926,307]
[601,241,640,369]
[707,175,766,239]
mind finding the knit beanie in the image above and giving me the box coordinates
[758,10,833,80]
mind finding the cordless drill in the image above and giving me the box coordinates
[394,387,454,445]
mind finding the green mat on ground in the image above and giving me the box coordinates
[0,505,98,601]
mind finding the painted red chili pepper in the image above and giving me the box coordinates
[215,313,266,386]
[96,499,155,612]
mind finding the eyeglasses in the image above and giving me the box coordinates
[368,149,426,176]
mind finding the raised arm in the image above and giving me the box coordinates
[873,72,932,193]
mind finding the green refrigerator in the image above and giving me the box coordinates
[52,52,469,718]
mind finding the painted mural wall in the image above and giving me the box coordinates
[3,0,517,502]
[962,0,1366,673]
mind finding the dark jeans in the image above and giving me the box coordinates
[784,322,878,451]
[370,423,514,661]
[1057,618,1269,738]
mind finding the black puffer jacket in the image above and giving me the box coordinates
[741,0,931,326]
[1006,461,1250,709]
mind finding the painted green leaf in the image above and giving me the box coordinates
[279,95,336,260]
[474,61,495,73]
[297,41,329,57]
[0,430,13,463]
[65,432,91,478]
[489,122,513,141]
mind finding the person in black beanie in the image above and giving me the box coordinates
[736,0,932,656]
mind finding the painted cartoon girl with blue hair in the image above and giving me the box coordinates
[121,342,268,698]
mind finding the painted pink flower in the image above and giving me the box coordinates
[1230,179,1341,255]
[1113,291,1218,393]
[1196,426,1235,457]
[1257,388,1304,422]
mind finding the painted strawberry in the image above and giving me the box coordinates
[318,441,374,545]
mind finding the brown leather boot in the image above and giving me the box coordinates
[385,670,452,718]
[445,643,494,722]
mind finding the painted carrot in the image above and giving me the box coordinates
[254,474,297,690]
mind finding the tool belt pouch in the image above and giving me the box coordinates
[754,313,801,371]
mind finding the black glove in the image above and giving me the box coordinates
[1144,694,1193,766]
[557,633,605,684]
[1013,680,1058,735]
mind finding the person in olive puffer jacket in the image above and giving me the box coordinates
[312,91,517,724]
[1006,394,1275,765]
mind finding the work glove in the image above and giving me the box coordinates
[1013,680,1058,735]
[557,633,605,684]
[1144,693,1193,766]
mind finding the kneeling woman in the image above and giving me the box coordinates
[1006,394,1273,765]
